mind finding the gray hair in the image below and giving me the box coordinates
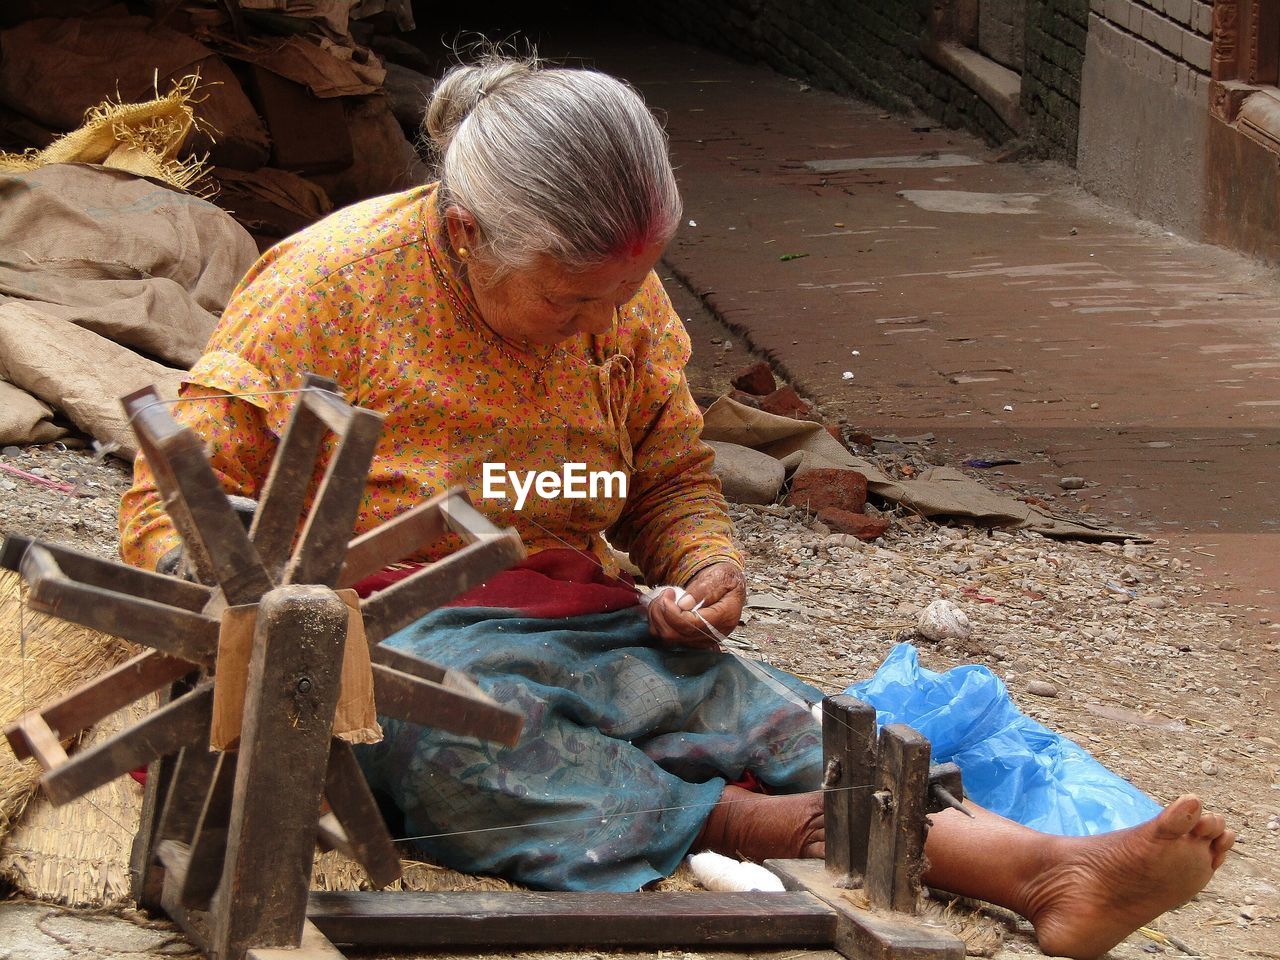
[424,54,682,276]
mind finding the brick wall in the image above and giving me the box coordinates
[645,1,1014,144]
[1022,1,1090,160]
[644,0,1090,160]
[1087,0,1212,84]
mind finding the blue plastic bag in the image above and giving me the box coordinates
[845,643,1161,836]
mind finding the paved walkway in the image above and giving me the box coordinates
[569,31,1280,632]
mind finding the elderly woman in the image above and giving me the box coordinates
[121,55,1232,960]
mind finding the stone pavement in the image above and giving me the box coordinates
[0,901,196,959]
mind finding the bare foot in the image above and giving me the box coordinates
[1020,795,1235,960]
[695,786,825,861]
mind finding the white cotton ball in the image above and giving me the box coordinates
[638,584,688,608]
[687,851,785,892]
[916,599,972,641]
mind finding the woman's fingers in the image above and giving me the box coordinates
[644,562,747,648]
[683,563,746,636]
[646,590,721,649]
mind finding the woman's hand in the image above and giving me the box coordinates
[646,561,746,650]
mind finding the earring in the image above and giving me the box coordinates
[457,246,470,258]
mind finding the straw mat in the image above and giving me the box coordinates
[0,568,135,839]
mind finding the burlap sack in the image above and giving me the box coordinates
[0,304,183,459]
[0,16,269,170]
[0,379,65,445]
[0,164,257,454]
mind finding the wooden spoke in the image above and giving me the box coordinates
[155,746,221,850]
[368,645,446,684]
[182,752,238,909]
[284,404,384,588]
[323,740,402,889]
[300,388,359,434]
[15,714,68,770]
[41,684,214,806]
[6,650,194,761]
[360,533,525,645]
[249,374,338,580]
[1,535,213,611]
[337,490,505,592]
[337,491,452,589]
[19,545,218,668]
[440,493,505,540]
[316,812,349,854]
[122,386,273,605]
[371,663,522,747]
[131,748,179,911]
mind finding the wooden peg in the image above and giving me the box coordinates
[820,695,877,882]
[864,724,932,914]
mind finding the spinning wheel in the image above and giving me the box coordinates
[4,375,525,959]
[4,376,972,960]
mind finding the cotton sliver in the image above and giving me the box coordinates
[638,584,691,608]
[687,851,784,892]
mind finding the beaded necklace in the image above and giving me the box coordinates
[423,232,558,386]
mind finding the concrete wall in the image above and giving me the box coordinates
[1077,1,1212,238]
[644,0,1088,158]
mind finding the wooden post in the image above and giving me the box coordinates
[864,725,932,914]
[210,586,347,960]
[820,695,876,883]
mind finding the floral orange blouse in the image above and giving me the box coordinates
[119,183,741,587]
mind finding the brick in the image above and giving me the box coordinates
[785,468,869,514]
[1191,1,1212,36]
[1127,0,1146,33]
[816,507,891,541]
[730,361,777,396]
[1139,8,1160,43]
[1163,0,1192,24]
[757,385,819,421]
[1182,32,1211,71]
[1149,11,1190,57]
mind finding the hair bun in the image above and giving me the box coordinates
[424,55,537,157]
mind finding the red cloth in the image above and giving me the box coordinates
[353,548,641,619]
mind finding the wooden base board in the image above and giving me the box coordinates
[307,889,837,949]
[767,859,965,960]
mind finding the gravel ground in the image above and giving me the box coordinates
[0,418,1277,958]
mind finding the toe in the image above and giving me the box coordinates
[1210,830,1236,870]
[1154,795,1202,838]
[1192,813,1225,839]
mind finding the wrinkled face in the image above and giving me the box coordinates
[468,241,667,346]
